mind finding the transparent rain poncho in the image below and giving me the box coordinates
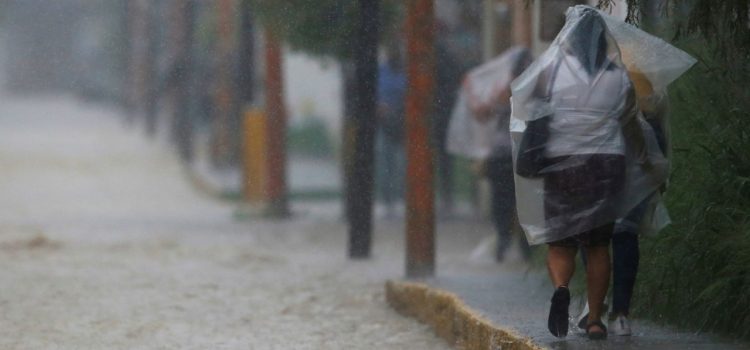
[510,5,696,244]
[447,47,531,159]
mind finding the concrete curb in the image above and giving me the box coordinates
[385,280,544,350]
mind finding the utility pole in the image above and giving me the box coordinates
[347,0,380,259]
[405,0,436,278]
[263,31,290,217]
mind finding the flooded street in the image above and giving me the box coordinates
[0,96,453,349]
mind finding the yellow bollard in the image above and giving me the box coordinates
[243,108,268,203]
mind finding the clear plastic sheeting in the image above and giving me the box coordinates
[447,47,530,159]
[510,5,696,245]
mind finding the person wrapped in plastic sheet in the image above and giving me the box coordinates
[529,7,697,337]
[446,46,533,262]
[509,6,674,339]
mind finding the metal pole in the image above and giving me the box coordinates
[348,0,379,258]
[405,0,436,278]
[264,31,290,217]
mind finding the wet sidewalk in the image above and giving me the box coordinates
[387,262,750,350]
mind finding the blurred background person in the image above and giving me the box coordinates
[432,23,464,218]
[447,46,533,262]
[375,42,407,218]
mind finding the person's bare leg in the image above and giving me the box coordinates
[547,246,577,287]
[546,245,577,337]
[586,245,611,333]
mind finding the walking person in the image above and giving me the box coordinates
[375,43,407,217]
[571,19,695,335]
[608,70,671,336]
[432,39,462,217]
[511,7,655,340]
[446,47,534,262]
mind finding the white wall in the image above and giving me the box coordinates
[283,50,343,141]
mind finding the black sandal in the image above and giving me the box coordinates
[586,320,608,340]
[548,287,570,338]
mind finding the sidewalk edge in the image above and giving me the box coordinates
[385,280,545,350]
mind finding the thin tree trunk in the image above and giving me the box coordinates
[143,1,159,138]
[348,0,379,259]
[237,0,256,105]
[211,0,238,168]
[511,0,533,48]
[264,31,290,217]
[341,61,357,224]
[169,0,195,163]
[405,0,436,278]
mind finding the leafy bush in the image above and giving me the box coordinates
[633,38,750,339]
[287,118,334,158]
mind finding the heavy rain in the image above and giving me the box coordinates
[0,0,749,349]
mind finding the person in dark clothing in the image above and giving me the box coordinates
[433,41,463,216]
[483,48,533,262]
[446,46,533,262]
[375,44,407,216]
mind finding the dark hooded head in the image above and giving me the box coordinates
[560,8,613,75]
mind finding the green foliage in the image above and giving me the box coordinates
[522,0,750,339]
[597,0,750,54]
[248,0,401,60]
[287,118,335,158]
[632,35,750,339]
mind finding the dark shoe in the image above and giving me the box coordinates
[548,287,570,338]
[587,320,608,340]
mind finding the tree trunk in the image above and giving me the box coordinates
[128,0,157,131]
[143,1,159,138]
[264,31,290,217]
[341,61,357,224]
[169,0,196,163]
[237,0,256,105]
[347,0,379,259]
[511,0,533,48]
[211,0,239,168]
[405,0,436,278]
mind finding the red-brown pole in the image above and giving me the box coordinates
[264,31,289,217]
[405,0,436,278]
